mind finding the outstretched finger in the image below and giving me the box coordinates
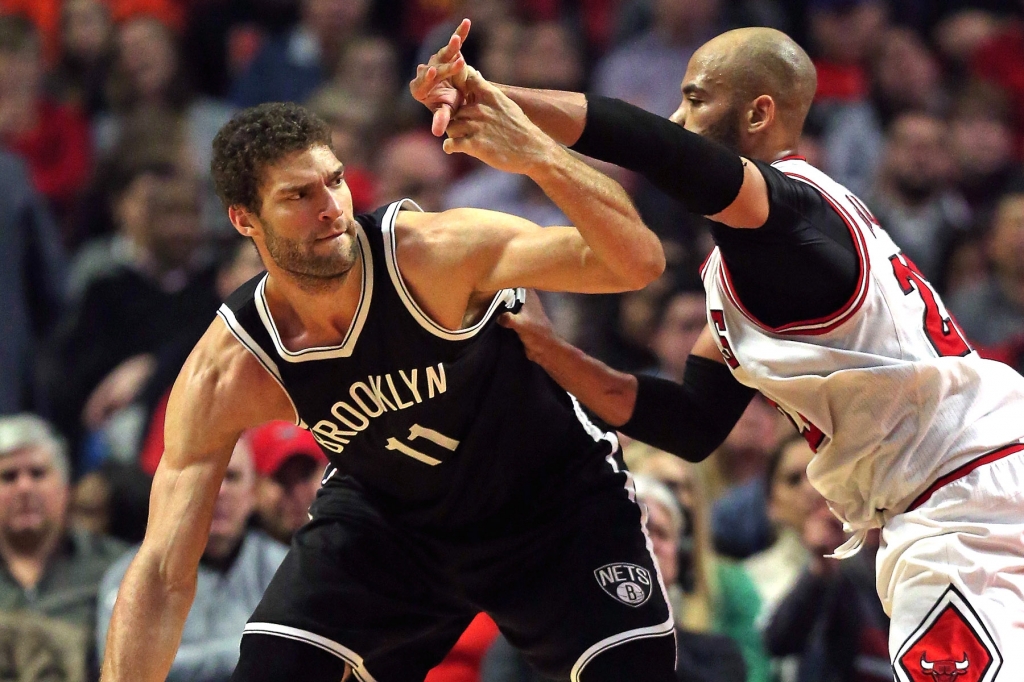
[442,135,472,155]
[435,18,471,65]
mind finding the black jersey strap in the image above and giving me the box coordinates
[569,95,745,216]
[620,356,756,462]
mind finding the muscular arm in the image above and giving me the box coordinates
[503,298,755,461]
[498,88,769,229]
[100,321,293,682]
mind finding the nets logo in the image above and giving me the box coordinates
[594,563,653,607]
[894,586,1001,682]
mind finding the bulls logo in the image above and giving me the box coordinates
[919,653,969,681]
[594,563,653,607]
[894,586,1001,682]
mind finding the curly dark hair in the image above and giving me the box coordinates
[211,102,334,212]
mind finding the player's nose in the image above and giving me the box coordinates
[319,186,343,223]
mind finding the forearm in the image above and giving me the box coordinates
[570,96,745,217]
[168,637,242,682]
[619,357,756,461]
[497,84,587,147]
[101,552,197,682]
[526,145,664,288]
[522,328,638,427]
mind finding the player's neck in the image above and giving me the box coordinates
[262,254,365,350]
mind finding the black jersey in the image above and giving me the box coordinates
[218,200,618,533]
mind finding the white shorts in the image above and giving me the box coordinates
[877,444,1024,682]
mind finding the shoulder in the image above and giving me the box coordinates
[168,316,294,444]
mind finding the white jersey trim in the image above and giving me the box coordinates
[566,453,677,680]
[253,225,374,362]
[569,613,676,681]
[215,306,300,425]
[243,623,377,682]
[381,198,518,341]
[715,162,872,336]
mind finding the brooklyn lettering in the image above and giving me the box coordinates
[311,363,448,453]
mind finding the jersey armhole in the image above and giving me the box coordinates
[717,164,870,336]
[215,306,303,426]
[380,199,518,341]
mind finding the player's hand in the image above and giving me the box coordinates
[498,290,557,364]
[410,18,471,137]
[441,68,558,175]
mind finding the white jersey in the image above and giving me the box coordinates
[701,158,1024,538]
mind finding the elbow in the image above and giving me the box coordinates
[621,244,666,290]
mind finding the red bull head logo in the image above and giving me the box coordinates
[919,653,969,682]
[896,587,1000,682]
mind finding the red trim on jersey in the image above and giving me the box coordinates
[906,442,1024,512]
[713,170,871,336]
[699,248,716,280]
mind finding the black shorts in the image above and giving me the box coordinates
[233,465,675,682]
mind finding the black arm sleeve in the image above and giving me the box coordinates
[708,160,860,328]
[619,356,757,462]
[569,95,745,216]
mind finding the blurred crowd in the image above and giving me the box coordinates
[2,0,1024,680]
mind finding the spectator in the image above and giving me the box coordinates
[971,8,1024,157]
[51,0,116,118]
[648,287,707,382]
[230,0,371,108]
[97,435,287,682]
[948,81,1023,222]
[869,27,946,128]
[0,15,93,226]
[374,130,454,212]
[947,191,1024,348]
[0,414,126,676]
[808,0,888,197]
[304,86,376,212]
[331,34,400,126]
[764,506,890,682]
[867,112,970,289]
[96,15,235,188]
[742,437,815,627]
[593,0,725,118]
[246,420,327,545]
[50,174,220,461]
[627,445,770,682]
[0,150,67,416]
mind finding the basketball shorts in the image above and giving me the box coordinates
[231,458,675,682]
[877,444,1024,682]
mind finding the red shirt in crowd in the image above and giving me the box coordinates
[3,99,92,211]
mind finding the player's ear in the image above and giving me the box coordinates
[747,95,774,133]
[229,205,257,237]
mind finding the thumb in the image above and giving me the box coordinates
[462,66,495,97]
[497,311,516,328]
[442,136,471,155]
[432,105,452,137]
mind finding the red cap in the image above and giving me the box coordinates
[247,421,327,478]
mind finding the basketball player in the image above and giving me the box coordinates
[99,96,679,680]
[415,22,1024,681]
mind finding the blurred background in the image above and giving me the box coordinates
[2,0,1024,680]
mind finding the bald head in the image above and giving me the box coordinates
[699,28,816,128]
[678,28,817,157]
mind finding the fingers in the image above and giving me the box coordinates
[432,105,452,137]
[442,136,471,155]
[434,18,471,65]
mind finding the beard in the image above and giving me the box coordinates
[2,519,54,554]
[262,216,359,293]
[700,104,745,153]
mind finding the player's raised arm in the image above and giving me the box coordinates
[100,320,294,682]
[428,67,664,291]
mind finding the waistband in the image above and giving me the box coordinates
[905,441,1024,513]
